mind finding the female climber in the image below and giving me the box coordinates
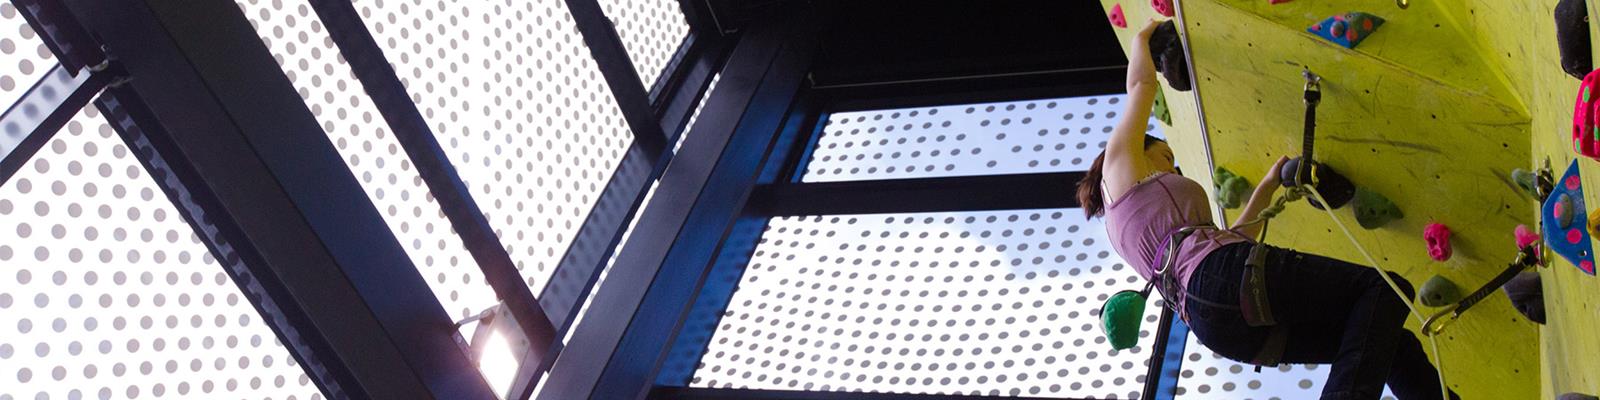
[1079,19,1456,400]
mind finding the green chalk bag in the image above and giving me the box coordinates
[1100,287,1151,350]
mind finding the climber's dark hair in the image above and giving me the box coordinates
[1078,135,1166,219]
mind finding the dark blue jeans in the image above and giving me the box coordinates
[1185,242,1456,400]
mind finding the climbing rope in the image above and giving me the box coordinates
[1301,184,1451,400]
[1240,69,1451,398]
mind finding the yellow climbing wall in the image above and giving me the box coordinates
[1096,0,1600,398]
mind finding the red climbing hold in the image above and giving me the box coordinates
[1109,4,1127,28]
[1568,227,1584,244]
[1425,223,1452,262]
[1151,0,1174,17]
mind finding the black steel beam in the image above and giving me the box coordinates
[65,0,494,398]
[566,0,670,158]
[752,172,1086,216]
[0,63,114,187]
[650,387,1096,400]
[1145,309,1190,400]
[537,4,816,399]
[301,4,555,397]
[13,0,103,72]
[538,24,731,332]
[652,86,822,386]
[814,67,1126,113]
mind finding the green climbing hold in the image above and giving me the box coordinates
[1152,88,1172,126]
[1101,290,1147,350]
[1352,188,1403,229]
[1419,275,1462,307]
[1213,167,1251,209]
[1512,168,1539,198]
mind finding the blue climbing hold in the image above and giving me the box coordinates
[1541,160,1598,275]
[1308,12,1386,49]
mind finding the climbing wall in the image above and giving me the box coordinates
[1448,1,1600,397]
[1093,0,1596,399]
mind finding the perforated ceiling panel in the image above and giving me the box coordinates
[803,94,1156,182]
[692,210,1165,399]
[1176,335,1396,400]
[0,106,320,399]
[0,2,56,109]
[597,0,689,87]
[235,0,496,320]
[355,0,634,293]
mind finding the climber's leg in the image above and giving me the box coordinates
[1260,248,1413,400]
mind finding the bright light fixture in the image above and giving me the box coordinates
[456,303,531,400]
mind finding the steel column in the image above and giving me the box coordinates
[63,0,495,398]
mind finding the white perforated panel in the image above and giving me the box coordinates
[236,0,496,320]
[0,106,320,399]
[356,0,634,293]
[1176,335,1396,400]
[0,2,56,109]
[804,95,1158,182]
[692,210,1164,399]
[597,0,689,87]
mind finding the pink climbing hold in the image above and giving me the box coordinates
[1425,223,1453,262]
[1109,4,1128,28]
[1269,0,1292,4]
[1515,224,1542,249]
[1573,69,1600,159]
[1569,227,1585,244]
[1151,0,1174,17]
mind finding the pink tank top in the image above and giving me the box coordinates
[1103,173,1248,314]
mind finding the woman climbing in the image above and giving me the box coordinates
[1081,19,1457,400]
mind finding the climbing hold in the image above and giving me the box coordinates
[1108,4,1127,28]
[1502,271,1546,324]
[1573,70,1600,159]
[1100,290,1147,350]
[1148,21,1193,92]
[1151,87,1172,125]
[1307,12,1385,49]
[1558,393,1599,400]
[1555,0,1592,79]
[1279,158,1356,210]
[1424,223,1452,262]
[1512,168,1539,198]
[1213,167,1250,209]
[1350,188,1402,229]
[1268,0,1292,4]
[1418,275,1461,307]
[1150,0,1174,17]
[1555,193,1576,228]
[1541,160,1597,275]
[1515,224,1541,249]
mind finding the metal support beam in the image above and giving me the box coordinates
[652,86,822,386]
[814,66,1125,112]
[301,4,554,397]
[539,28,731,332]
[13,0,103,72]
[1143,308,1190,400]
[649,387,1096,400]
[566,0,671,158]
[1,63,114,187]
[752,172,1086,216]
[537,4,816,399]
[64,0,494,398]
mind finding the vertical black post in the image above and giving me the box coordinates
[64,0,496,398]
[537,4,817,399]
